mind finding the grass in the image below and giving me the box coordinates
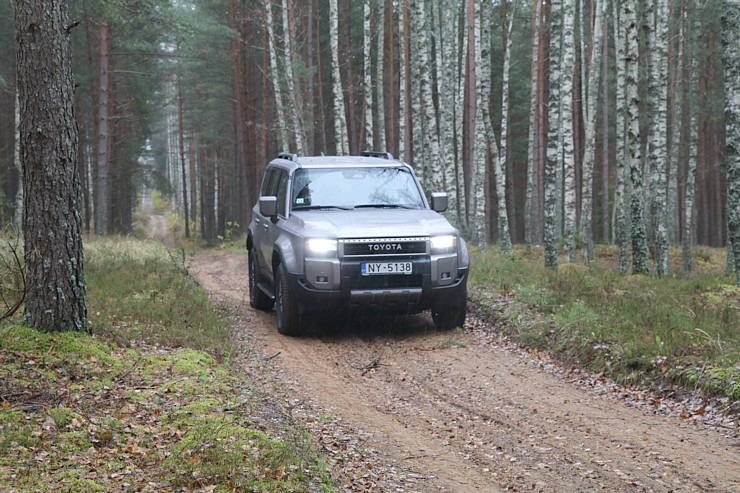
[469,244,740,404]
[0,236,335,493]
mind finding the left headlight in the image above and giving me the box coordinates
[305,238,338,256]
[430,235,457,254]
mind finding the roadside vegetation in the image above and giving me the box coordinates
[469,245,740,407]
[0,237,334,492]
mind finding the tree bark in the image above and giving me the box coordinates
[562,0,577,263]
[16,0,88,332]
[723,0,740,283]
[95,22,111,237]
[330,0,349,154]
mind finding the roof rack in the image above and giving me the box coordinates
[360,151,394,160]
[277,152,298,162]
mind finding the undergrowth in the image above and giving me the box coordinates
[469,245,739,404]
[0,236,334,492]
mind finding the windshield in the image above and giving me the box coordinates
[291,167,425,211]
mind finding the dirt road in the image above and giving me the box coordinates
[190,250,739,492]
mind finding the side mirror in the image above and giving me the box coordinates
[259,196,278,218]
[431,192,448,213]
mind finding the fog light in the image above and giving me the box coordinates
[441,272,451,280]
[316,276,329,283]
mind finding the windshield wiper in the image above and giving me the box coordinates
[354,204,419,210]
[293,205,353,211]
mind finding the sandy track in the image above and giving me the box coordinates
[190,250,739,492]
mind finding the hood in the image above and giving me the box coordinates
[288,209,458,239]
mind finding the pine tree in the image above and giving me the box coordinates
[16,0,88,332]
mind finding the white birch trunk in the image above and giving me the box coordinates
[495,3,514,254]
[669,3,685,245]
[375,0,386,151]
[398,0,408,161]
[472,0,488,244]
[455,0,468,225]
[613,0,630,273]
[281,0,305,154]
[626,0,649,274]
[330,0,349,155]
[264,0,289,152]
[545,0,563,268]
[722,0,740,283]
[363,0,374,150]
[579,0,605,264]
[14,88,22,229]
[683,28,699,274]
[525,0,541,246]
[410,0,423,179]
[647,0,670,276]
[416,0,442,192]
[562,0,577,263]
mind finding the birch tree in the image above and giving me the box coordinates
[613,0,630,273]
[281,0,305,154]
[646,0,670,276]
[472,0,488,243]
[683,27,699,274]
[562,0,577,262]
[416,0,442,190]
[264,0,289,151]
[545,0,564,268]
[625,0,649,274]
[579,0,606,264]
[363,0,374,150]
[375,0,386,150]
[494,1,515,254]
[330,0,349,155]
[723,0,740,283]
[525,0,542,246]
[398,0,410,161]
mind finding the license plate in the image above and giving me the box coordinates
[361,262,413,276]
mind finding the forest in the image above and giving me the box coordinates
[1,0,739,274]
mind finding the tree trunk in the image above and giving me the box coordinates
[416,0,441,191]
[562,0,577,263]
[13,88,22,229]
[525,0,542,246]
[282,0,305,154]
[723,0,740,283]
[625,0,649,274]
[330,0,349,154]
[177,83,190,239]
[375,0,386,151]
[579,0,605,264]
[646,0,670,276]
[613,0,630,272]
[545,0,564,268]
[95,22,111,237]
[264,0,289,152]
[363,0,373,150]
[495,2,514,254]
[16,0,88,332]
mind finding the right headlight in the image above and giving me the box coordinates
[305,238,338,257]
[430,235,457,254]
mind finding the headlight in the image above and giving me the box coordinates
[430,235,457,254]
[305,238,338,256]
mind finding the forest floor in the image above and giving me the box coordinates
[189,249,739,492]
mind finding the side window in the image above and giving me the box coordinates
[261,168,277,196]
[275,170,289,217]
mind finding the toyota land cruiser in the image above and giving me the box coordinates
[247,151,469,335]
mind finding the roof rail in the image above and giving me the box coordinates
[360,151,394,160]
[277,152,298,162]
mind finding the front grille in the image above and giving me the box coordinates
[341,237,427,257]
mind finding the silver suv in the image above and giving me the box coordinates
[247,151,469,335]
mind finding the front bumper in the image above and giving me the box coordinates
[286,257,468,313]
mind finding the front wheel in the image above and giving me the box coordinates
[431,288,467,331]
[249,249,274,311]
[275,262,302,336]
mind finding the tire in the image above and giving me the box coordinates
[431,288,467,331]
[249,249,274,311]
[275,262,302,336]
